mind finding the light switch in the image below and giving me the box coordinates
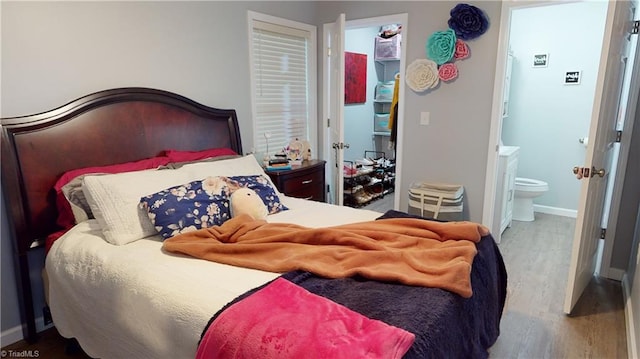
[420,112,430,125]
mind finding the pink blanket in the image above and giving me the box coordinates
[196,278,415,359]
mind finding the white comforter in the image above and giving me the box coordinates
[46,197,383,359]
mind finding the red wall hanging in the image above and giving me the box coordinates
[345,52,367,104]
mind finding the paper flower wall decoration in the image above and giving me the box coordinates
[454,39,470,60]
[406,59,439,92]
[426,29,457,65]
[406,3,488,93]
[438,63,458,82]
[448,3,489,40]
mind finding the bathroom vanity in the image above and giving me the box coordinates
[495,146,520,235]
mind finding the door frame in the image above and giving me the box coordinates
[323,14,346,205]
[599,1,640,280]
[482,1,583,243]
[322,13,408,210]
[482,0,639,279]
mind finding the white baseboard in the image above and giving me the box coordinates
[533,204,578,218]
[0,315,54,347]
[622,273,638,359]
[0,325,24,347]
[605,267,626,281]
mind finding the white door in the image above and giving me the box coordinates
[325,14,346,205]
[564,0,635,314]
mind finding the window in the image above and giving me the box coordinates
[248,11,317,159]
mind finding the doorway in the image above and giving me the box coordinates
[343,23,400,210]
[484,0,640,314]
[492,1,608,242]
[323,13,408,210]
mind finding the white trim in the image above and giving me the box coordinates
[321,22,331,203]
[0,316,53,347]
[482,0,512,242]
[600,1,640,282]
[252,20,311,39]
[606,267,626,281]
[622,273,638,359]
[533,204,578,218]
[320,13,407,209]
[1,325,24,347]
[344,14,405,30]
[246,10,317,159]
[247,11,316,38]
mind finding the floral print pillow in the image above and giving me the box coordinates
[140,175,287,239]
[228,175,288,214]
[139,176,236,239]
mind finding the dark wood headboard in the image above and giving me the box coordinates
[0,87,242,342]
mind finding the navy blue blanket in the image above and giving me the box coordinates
[201,210,507,358]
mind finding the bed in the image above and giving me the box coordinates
[1,88,507,358]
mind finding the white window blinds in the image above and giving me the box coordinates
[250,17,312,157]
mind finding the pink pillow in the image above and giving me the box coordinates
[52,156,171,233]
[54,156,170,192]
[48,149,235,253]
[162,147,238,163]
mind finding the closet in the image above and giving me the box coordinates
[343,24,401,208]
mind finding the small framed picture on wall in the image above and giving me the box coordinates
[532,53,548,67]
[564,71,581,85]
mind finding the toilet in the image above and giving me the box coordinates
[512,177,549,221]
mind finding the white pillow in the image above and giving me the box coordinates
[180,154,280,194]
[83,168,192,245]
[82,155,275,245]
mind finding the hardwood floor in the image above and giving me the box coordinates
[2,213,626,358]
[361,192,395,213]
[490,213,627,358]
[1,326,91,359]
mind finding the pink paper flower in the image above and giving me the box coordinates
[438,63,458,82]
[454,39,470,60]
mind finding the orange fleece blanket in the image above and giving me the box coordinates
[163,214,490,297]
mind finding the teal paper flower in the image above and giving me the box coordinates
[426,29,457,65]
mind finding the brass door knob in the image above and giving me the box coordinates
[591,166,605,178]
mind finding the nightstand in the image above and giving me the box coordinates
[265,160,326,202]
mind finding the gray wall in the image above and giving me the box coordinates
[1,194,22,344]
[0,0,319,341]
[315,1,502,221]
[2,0,638,346]
[0,0,503,341]
[0,0,501,339]
[1,1,318,149]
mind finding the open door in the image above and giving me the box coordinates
[564,0,635,314]
[325,14,346,205]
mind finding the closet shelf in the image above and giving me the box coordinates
[373,131,391,136]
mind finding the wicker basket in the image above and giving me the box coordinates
[408,182,464,220]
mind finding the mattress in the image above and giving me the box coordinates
[45,196,383,359]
